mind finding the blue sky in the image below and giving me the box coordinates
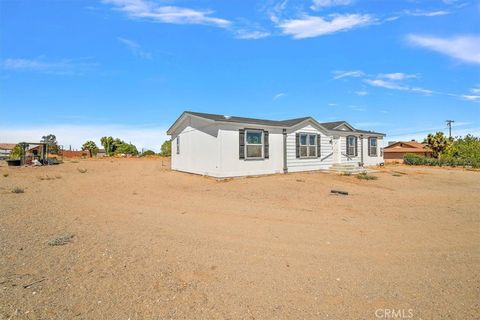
[1,0,479,151]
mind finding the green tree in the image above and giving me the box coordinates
[425,132,450,158]
[113,141,138,155]
[160,140,171,156]
[444,134,480,160]
[82,141,99,157]
[141,150,156,156]
[9,144,25,159]
[100,136,114,156]
[41,134,60,154]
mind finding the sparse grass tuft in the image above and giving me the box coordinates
[341,172,352,176]
[356,172,378,181]
[11,187,24,193]
[70,160,79,163]
[37,175,54,181]
[77,167,87,173]
[48,233,74,246]
[55,175,62,179]
[3,173,8,177]
[392,173,402,177]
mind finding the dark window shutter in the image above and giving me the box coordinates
[264,130,269,159]
[346,136,349,155]
[367,137,372,157]
[295,133,300,158]
[317,134,321,158]
[239,129,245,159]
[355,137,358,157]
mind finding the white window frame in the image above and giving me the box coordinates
[245,129,264,160]
[299,133,317,158]
[347,136,356,156]
[176,136,180,155]
[369,137,378,157]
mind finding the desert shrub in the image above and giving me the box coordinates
[141,150,156,156]
[356,172,378,180]
[77,167,87,173]
[9,144,24,159]
[48,233,74,246]
[3,173,8,177]
[404,153,480,168]
[11,187,24,193]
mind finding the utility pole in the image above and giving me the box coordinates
[446,120,455,138]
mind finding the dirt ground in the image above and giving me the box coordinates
[0,158,478,319]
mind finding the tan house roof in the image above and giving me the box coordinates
[0,143,16,150]
[384,141,431,154]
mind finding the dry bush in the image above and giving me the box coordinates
[356,172,378,181]
[11,187,24,193]
[3,173,8,177]
[48,233,74,246]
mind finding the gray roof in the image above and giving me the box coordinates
[168,111,385,136]
[184,111,311,127]
[320,121,346,130]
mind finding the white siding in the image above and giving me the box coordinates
[286,124,334,173]
[362,137,384,166]
[217,124,283,177]
[171,117,222,176]
[340,136,361,164]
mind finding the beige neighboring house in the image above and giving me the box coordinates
[0,143,16,160]
[383,140,433,163]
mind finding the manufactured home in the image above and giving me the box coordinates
[167,111,385,178]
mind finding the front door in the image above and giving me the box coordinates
[332,136,341,163]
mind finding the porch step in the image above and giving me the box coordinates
[329,163,367,174]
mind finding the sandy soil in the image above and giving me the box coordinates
[0,158,478,319]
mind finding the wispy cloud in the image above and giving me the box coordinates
[332,70,365,79]
[378,72,417,80]
[333,68,479,101]
[117,37,152,59]
[103,0,230,28]
[364,79,433,95]
[273,92,286,100]
[0,123,168,152]
[348,105,366,112]
[278,13,373,39]
[2,57,97,75]
[403,10,451,17]
[406,34,480,64]
[311,0,353,10]
[355,90,368,96]
[235,29,270,40]
[461,87,480,101]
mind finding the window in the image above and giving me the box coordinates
[347,136,357,156]
[176,136,180,154]
[369,137,378,156]
[299,133,317,158]
[245,130,263,159]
